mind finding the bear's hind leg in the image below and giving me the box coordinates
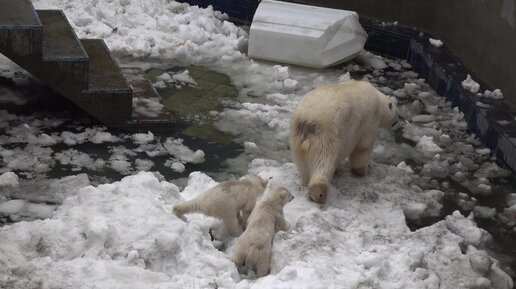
[307,144,338,203]
[349,144,374,176]
[255,246,272,277]
[232,244,247,266]
[292,147,310,186]
[223,213,243,237]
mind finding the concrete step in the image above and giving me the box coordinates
[122,67,176,131]
[0,0,40,26]
[78,39,132,127]
[0,0,42,57]
[37,10,88,88]
[38,10,88,61]
[81,39,132,93]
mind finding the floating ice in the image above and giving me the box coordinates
[163,138,205,164]
[133,131,155,145]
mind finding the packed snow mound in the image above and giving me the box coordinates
[33,0,247,65]
[0,172,238,289]
[0,166,512,288]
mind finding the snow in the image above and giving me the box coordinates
[0,0,514,287]
[172,70,197,85]
[355,50,388,70]
[429,38,444,48]
[474,206,496,219]
[416,135,443,156]
[484,89,504,100]
[133,131,154,145]
[0,172,19,187]
[90,131,122,144]
[163,138,205,164]
[462,74,481,93]
[0,167,512,289]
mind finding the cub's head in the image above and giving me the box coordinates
[380,95,399,129]
[267,185,294,206]
[244,175,268,194]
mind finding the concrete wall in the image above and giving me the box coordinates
[294,0,516,112]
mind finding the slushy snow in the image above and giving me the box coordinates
[0,0,514,287]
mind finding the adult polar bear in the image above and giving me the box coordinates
[289,80,398,203]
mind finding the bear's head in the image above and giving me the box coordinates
[380,95,399,129]
[267,185,294,206]
[244,175,268,194]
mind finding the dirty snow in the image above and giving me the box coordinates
[0,0,514,288]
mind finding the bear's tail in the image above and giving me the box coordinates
[308,181,328,204]
[172,200,201,221]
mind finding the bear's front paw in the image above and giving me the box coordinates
[308,183,328,203]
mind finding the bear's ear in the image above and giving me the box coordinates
[388,102,393,110]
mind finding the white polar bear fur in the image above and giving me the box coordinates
[231,185,293,277]
[172,175,268,237]
[289,80,398,203]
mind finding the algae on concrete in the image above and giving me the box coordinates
[146,66,238,145]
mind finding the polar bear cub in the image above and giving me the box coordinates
[172,175,268,237]
[289,80,398,203]
[232,185,294,277]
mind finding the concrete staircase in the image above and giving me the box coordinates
[0,0,174,130]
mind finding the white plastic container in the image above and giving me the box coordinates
[248,0,368,68]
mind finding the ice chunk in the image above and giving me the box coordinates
[473,206,496,219]
[172,70,197,86]
[499,204,516,227]
[403,202,427,220]
[163,138,205,164]
[403,123,442,142]
[483,89,503,100]
[403,83,419,93]
[90,131,121,144]
[462,74,480,93]
[0,199,25,214]
[411,115,436,123]
[445,211,492,247]
[429,38,443,48]
[133,131,154,145]
[416,136,443,156]
[356,51,388,70]
[135,159,154,171]
[396,161,414,174]
[0,172,19,187]
[475,162,511,179]
[244,142,260,154]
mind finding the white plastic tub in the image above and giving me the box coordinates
[248,0,368,68]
